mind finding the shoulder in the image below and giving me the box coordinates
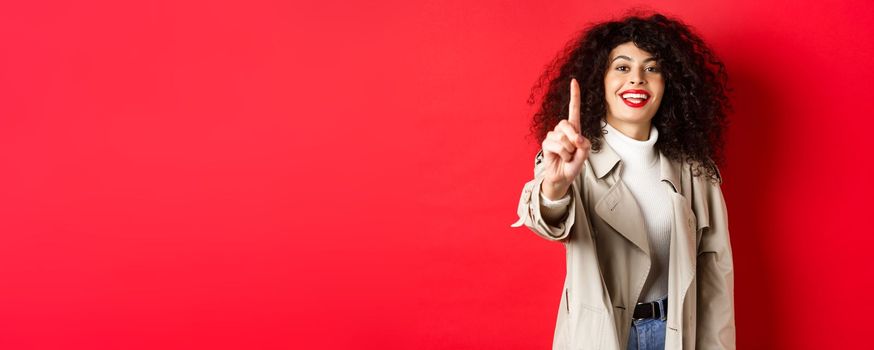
[684,158,728,233]
[688,157,723,186]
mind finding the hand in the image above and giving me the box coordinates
[540,78,591,200]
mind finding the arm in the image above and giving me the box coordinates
[510,150,581,242]
[696,178,736,349]
[512,79,589,241]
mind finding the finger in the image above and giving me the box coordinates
[547,130,576,154]
[579,135,591,149]
[557,134,577,155]
[570,144,587,166]
[556,121,583,146]
[543,134,577,161]
[568,78,581,131]
[543,140,572,162]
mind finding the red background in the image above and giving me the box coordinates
[1,0,872,348]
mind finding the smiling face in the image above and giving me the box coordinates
[603,42,665,129]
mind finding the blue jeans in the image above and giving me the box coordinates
[626,296,668,350]
[626,317,666,350]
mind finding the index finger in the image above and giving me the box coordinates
[568,78,581,131]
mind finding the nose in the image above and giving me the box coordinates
[629,71,646,85]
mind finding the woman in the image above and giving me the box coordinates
[511,12,735,350]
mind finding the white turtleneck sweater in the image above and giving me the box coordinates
[539,120,672,303]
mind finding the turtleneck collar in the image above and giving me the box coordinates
[601,119,659,170]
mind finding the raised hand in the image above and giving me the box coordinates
[540,78,591,201]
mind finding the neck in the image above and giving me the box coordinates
[601,118,659,170]
[605,116,652,141]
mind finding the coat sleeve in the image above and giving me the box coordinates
[510,149,581,242]
[695,175,737,349]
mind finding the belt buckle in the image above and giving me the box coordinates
[653,298,667,321]
[633,301,657,320]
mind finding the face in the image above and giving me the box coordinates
[603,42,664,126]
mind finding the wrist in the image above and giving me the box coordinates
[541,179,570,201]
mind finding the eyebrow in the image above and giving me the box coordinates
[611,55,658,64]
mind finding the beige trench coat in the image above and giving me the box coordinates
[511,142,735,350]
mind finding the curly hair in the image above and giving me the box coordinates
[528,11,732,183]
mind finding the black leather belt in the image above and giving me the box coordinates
[633,298,667,320]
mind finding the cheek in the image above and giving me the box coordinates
[654,78,665,94]
[649,81,665,101]
[603,82,620,100]
[604,76,620,90]
[604,86,618,105]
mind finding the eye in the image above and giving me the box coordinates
[646,66,660,72]
[616,66,629,72]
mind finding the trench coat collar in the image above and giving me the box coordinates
[588,134,682,194]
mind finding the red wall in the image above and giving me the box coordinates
[1,0,872,348]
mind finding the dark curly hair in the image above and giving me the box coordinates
[528,11,732,183]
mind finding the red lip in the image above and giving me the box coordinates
[619,89,650,108]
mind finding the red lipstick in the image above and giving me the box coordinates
[619,89,650,108]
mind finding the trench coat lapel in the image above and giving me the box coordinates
[589,143,650,256]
